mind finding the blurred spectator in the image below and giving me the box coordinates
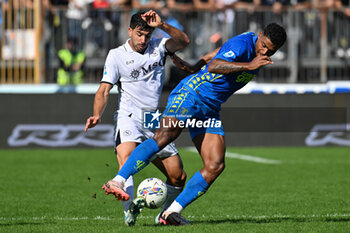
[92,0,113,31]
[109,0,131,8]
[131,0,165,10]
[288,0,311,9]
[57,37,86,85]
[43,0,58,81]
[153,8,184,39]
[255,0,288,21]
[51,0,69,5]
[66,0,93,49]
[228,0,260,35]
[334,0,350,58]
[0,0,8,40]
[85,0,113,56]
[167,0,193,12]
[312,0,335,8]
[192,0,217,55]
[103,0,131,47]
[193,0,216,10]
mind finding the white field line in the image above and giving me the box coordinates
[184,147,281,164]
[0,213,349,222]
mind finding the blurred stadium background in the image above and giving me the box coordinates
[1,0,349,148]
[1,1,350,232]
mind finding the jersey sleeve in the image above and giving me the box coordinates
[153,37,170,55]
[100,50,120,85]
[213,39,248,62]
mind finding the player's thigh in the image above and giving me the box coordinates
[114,115,143,168]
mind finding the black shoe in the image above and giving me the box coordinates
[159,211,190,226]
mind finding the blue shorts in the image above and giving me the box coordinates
[162,83,224,140]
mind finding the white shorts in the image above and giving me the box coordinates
[114,111,178,159]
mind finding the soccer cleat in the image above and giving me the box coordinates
[155,212,161,224]
[159,211,190,226]
[101,180,129,201]
[124,197,146,226]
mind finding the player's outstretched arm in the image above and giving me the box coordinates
[85,83,113,132]
[208,55,273,74]
[171,47,221,74]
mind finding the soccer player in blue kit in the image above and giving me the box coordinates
[102,23,287,225]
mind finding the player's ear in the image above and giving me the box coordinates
[258,31,263,38]
[128,28,133,37]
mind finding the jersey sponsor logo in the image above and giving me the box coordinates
[236,72,255,83]
[130,69,141,79]
[126,60,134,65]
[141,59,165,75]
[128,58,165,79]
[223,51,235,58]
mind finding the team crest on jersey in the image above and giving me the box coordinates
[223,51,235,58]
[123,130,132,136]
[130,69,140,79]
[151,51,159,57]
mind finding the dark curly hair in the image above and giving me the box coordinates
[263,23,287,49]
[129,11,154,32]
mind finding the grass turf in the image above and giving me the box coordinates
[0,147,349,232]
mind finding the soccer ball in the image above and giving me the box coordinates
[137,178,167,209]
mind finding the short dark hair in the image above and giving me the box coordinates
[130,11,154,32]
[263,23,287,49]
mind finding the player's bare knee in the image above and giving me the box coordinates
[167,169,186,187]
[204,161,225,177]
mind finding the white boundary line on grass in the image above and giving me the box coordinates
[184,147,281,164]
[1,213,349,222]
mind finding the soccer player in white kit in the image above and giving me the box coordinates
[84,10,190,226]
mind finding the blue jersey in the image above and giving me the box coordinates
[180,32,259,110]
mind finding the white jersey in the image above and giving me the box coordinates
[101,38,169,121]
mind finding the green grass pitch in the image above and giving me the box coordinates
[0,147,349,232]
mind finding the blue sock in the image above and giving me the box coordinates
[175,171,209,209]
[118,138,160,179]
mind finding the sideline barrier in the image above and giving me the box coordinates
[1,82,350,94]
[1,92,349,148]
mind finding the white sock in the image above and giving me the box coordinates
[112,175,126,184]
[166,201,183,214]
[161,184,183,212]
[120,176,134,215]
